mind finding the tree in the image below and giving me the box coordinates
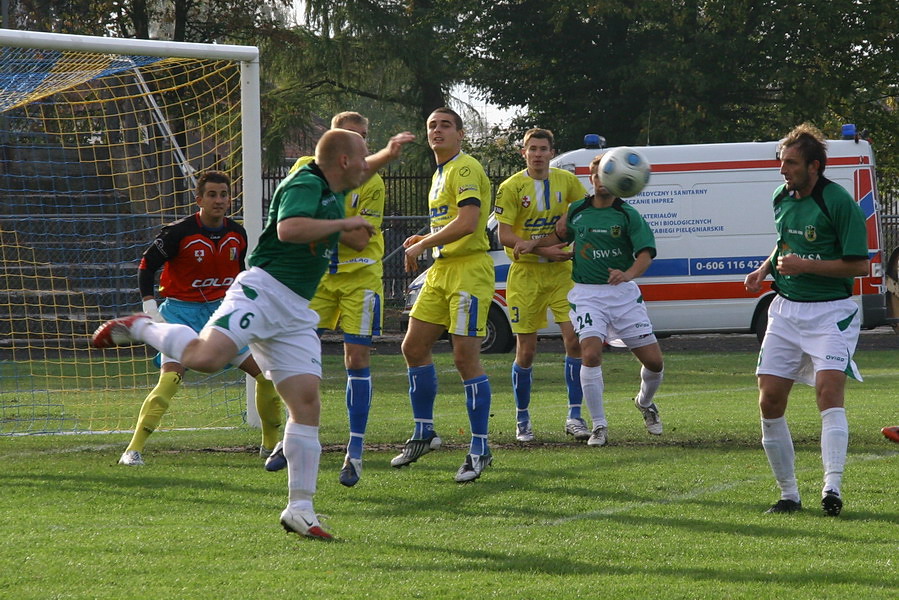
[10,0,290,42]
[466,0,899,175]
[300,0,475,121]
[268,0,487,167]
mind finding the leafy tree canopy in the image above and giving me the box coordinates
[464,0,899,175]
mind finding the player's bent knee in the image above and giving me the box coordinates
[644,360,664,373]
[401,338,428,365]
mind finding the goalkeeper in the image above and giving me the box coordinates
[118,170,283,467]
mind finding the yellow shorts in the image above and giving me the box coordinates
[506,261,573,334]
[309,268,383,340]
[410,253,494,337]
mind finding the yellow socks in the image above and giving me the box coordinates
[125,371,182,452]
[255,374,284,450]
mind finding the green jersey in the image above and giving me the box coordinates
[248,163,345,300]
[563,197,656,285]
[291,155,385,276]
[770,177,868,302]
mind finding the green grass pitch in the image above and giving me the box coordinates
[1,344,897,599]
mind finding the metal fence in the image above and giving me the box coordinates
[879,176,899,263]
[262,166,517,307]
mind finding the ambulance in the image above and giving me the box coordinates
[404,126,889,353]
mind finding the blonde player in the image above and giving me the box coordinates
[264,112,385,488]
[495,128,587,442]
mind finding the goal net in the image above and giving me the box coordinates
[0,30,262,435]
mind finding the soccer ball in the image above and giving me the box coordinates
[597,147,651,198]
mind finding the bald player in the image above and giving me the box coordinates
[93,127,413,540]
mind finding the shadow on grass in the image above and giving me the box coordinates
[377,539,899,590]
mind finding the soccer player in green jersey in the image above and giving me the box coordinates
[93,128,413,540]
[515,153,665,447]
[394,107,495,482]
[744,123,869,517]
[265,112,388,488]
[494,128,587,443]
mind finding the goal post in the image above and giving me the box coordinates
[0,29,264,435]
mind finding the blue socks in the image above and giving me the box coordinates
[565,356,583,419]
[408,365,491,455]
[464,374,491,455]
[345,368,371,460]
[512,363,532,424]
[408,364,437,439]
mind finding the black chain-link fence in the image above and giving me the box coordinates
[262,166,518,309]
[879,175,899,258]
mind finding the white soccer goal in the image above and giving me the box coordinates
[0,29,263,435]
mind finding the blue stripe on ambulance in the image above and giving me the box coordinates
[492,256,773,281]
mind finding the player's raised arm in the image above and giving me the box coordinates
[365,131,415,173]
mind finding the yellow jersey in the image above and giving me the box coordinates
[427,152,492,259]
[494,167,584,263]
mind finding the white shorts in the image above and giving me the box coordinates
[757,295,862,386]
[568,281,657,350]
[204,267,322,384]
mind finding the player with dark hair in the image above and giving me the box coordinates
[515,152,665,447]
[118,170,283,467]
[394,107,495,482]
[494,128,587,443]
[94,128,414,539]
[745,123,869,517]
[264,111,386,487]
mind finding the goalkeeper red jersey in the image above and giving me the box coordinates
[138,213,248,303]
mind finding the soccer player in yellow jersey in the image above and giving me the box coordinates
[394,107,495,482]
[495,128,587,443]
[267,112,386,488]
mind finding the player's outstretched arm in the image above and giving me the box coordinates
[277,215,374,245]
[365,132,415,174]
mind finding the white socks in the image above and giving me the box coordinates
[580,365,606,428]
[580,365,663,428]
[284,421,321,506]
[762,408,850,501]
[820,407,848,495]
[636,366,664,407]
[138,322,197,363]
[761,416,799,502]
